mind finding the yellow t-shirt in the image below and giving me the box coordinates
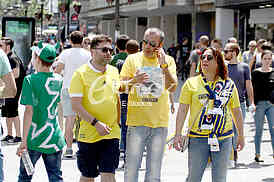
[120,52,177,128]
[179,75,240,140]
[69,63,120,143]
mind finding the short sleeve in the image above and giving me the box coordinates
[0,52,12,76]
[167,56,177,81]
[120,56,135,78]
[58,50,66,64]
[69,71,84,97]
[179,79,192,104]
[244,64,251,81]
[229,84,241,109]
[20,77,33,106]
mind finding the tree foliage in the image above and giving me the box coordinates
[0,0,49,17]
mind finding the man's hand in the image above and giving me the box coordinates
[173,135,183,151]
[94,121,112,136]
[237,135,245,151]
[17,141,27,157]
[132,70,149,84]
[157,48,167,65]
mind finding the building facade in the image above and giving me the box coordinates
[80,0,274,50]
[216,0,274,49]
[80,0,215,49]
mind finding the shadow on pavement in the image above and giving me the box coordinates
[262,178,274,182]
[240,162,274,169]
[248,139,272,143]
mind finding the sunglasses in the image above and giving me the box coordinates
[201,54,214,61]
[95,47,114,54]
[143,39,158,48]
[224,49,233,54]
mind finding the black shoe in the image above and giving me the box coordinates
[1,135,13,142]
[13,136,22,143]
[255,156,264,162]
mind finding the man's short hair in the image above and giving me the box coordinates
[211,38,223,48]
[144,28,165,42]
[227,43,240,56]
[116,34,130,51]
[227,37,237,43]
[261,42,273,51]
[1,37,14,50]
[248,40,256,47]
[257,39,266,45]
[126,39,139,54]
[90,34,112,49]
[69,31,84,44]
[199,35,209,46]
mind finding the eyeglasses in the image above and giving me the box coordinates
[201,54,214,61]
[143,39,158,48]
[84,42,90,45]
[224,49,233,54]
[94,47,114,54]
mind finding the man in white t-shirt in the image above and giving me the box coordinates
[55,31,91,158]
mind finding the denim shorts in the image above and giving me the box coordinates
[61,88,75,117]
[77,139,120,178]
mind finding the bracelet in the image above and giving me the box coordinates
[175,134,182,137]
[91,118,99,126]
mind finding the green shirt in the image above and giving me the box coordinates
[110,52,128,73]
[20,72,66,154]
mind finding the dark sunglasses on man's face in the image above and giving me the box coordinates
[201,54,214,61]
[143,39,158,48]
[95,47,114,54]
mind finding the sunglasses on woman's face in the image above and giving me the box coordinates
[201,54,214,61]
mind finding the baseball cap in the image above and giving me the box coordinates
[35,41,57,63]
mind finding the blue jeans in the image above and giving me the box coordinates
[232,102,246,150]
[124,126,168,182]
[254,101,274,155]
[18,150,63,182]
[186,137,232,182]
[120,93,128,152]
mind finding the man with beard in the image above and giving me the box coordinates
[224,42,254,167]
[70,34,121,182]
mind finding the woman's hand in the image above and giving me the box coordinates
[17,142,27,157]
[173,135,183,151]
[237,135,245,151]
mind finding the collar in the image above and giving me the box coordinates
[88,60,107,73]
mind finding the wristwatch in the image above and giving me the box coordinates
[160,63,168,69]
[91,118,99,126]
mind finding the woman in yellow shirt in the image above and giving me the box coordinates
[174,47,245,182]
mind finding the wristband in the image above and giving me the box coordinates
[91,118,99,126]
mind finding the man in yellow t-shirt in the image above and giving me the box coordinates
[69,35,120,182]
[120,27,177,182]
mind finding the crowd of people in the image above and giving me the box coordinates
[0,27,273,182]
